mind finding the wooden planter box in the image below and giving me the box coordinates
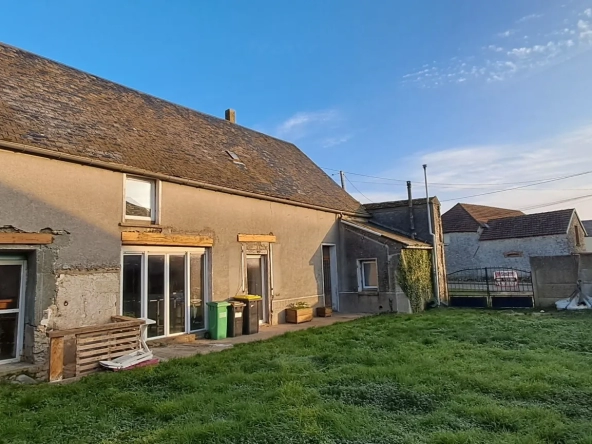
[316,307,332,317]
[285,307,313,324]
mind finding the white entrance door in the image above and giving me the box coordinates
[246,254,269,323]
[0,260,25,364]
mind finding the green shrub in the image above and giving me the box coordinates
[397,249,433,312]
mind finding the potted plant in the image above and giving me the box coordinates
[285,302,313,324]
[316,306,332,317]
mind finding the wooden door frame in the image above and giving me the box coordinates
[321,244,339,311]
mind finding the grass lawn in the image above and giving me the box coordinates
[3,310,592,443]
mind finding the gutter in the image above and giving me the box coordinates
[0,140,367,218]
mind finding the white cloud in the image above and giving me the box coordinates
[487,45,504,52]
[345,123,592,218]
[584,8,592,17]
[275,110,338,140]
[321,134,352,148]
[516,13,543,23]
[402,6,592,89]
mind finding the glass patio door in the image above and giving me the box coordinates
[0,261,25,363]
[122,249,207,339]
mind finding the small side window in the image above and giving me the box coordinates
[358,259,378,291]
[575,225,582,247]
[125,176,156,222]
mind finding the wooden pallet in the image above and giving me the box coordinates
[48,316,145,382]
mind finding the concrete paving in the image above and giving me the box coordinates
[152,313,367,362]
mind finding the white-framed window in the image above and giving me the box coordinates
[358,259,378,291]
[124,176,157,222]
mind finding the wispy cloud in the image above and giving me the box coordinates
[346,122,592,217]
[275,110,338,140]
[321,135,352,148]
[271,109,353,148]
[401,6,592,88]
[516,13,543,24]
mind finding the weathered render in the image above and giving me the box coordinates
[0,42,438,375]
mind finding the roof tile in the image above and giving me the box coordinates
[0,43,363,214]
[479,208,575,241]
[442,203,524,233]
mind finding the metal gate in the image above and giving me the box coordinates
[447,267,533,309]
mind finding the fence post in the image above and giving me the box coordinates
[484,267,491,307]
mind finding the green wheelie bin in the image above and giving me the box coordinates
[206,301,230,340]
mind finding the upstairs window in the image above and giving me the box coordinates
[358,259,378,291]
[125,176,156,222]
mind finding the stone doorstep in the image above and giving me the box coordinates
[0,362,42,381]
[148,333,197,347]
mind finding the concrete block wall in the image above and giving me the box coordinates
[530,255,579,307]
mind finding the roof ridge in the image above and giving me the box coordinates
[0,42,364,214]
[0,42,301,146]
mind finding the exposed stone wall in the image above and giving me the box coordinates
[446,233,573,272]
[444,232,481,273]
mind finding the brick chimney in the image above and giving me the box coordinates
[225,109,236,123]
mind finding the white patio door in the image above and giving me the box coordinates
[122,248,208,339]
[0,260,25,364]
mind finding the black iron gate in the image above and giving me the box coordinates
[447,267,533,308]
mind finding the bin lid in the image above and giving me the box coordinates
[229,301,246,307]
[206,301,231,307]
[234,295,262,301]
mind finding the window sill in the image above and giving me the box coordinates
[119,222,162,229]
[358,290,379,296]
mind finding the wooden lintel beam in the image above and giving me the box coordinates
[121,231,214,247]
[237,234,276,243]
[0,233,53,245]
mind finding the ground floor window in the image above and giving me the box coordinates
[0,259,25,363]
[121,248,209,339]
[358,259,378,291]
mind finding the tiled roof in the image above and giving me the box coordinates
[582,220,592,236]
[364,197,439,211]
[0,43,364,215]
[342,219,432,247]
[479,209,575,241]
[442,203,524,233]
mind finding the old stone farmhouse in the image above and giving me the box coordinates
[0,43,442,370]
[443,203,587,273]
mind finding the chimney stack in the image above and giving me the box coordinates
[225,109,236,123]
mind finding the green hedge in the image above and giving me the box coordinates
[397,249,433,313]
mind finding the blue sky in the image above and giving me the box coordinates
[3,1,592,216]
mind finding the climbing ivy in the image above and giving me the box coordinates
[397,249,433,313]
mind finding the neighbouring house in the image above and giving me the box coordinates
[443,203,587,273]
[0,43,440,373]
[582,220,592,252]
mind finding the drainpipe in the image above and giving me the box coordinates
[423,164,440,306]
[407,181,416,239]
